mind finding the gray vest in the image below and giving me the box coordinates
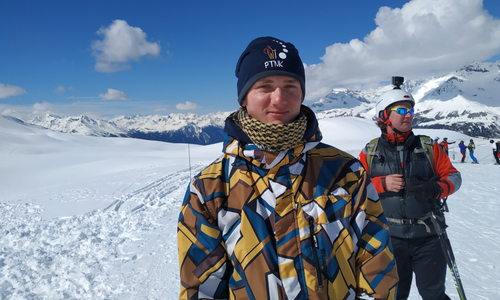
[369,134,445,238]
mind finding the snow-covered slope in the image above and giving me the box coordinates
[414,96,500,137]
[417,62,500,107]
[1,116,499,299]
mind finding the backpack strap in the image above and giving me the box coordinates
[365,137,380,172]
[418,135,435,171]
[366,135,434,175]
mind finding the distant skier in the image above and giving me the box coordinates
[439,137,455,156]
[468,139,478,164]
[497,140,500,163]
[458,140,467,163]
[491,140,500,165]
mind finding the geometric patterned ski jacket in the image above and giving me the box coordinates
[178,107,398,299]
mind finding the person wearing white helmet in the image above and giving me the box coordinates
[358,76,462,300]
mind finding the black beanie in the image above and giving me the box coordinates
[235,36,305,105]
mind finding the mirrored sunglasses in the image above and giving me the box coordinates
[390,107,414,115]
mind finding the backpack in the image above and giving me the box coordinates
[365,135,435,173]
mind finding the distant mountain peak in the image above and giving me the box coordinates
[458,61,491,74]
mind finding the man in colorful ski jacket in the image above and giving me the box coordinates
[178,36,398,299]
[358,77,462,300]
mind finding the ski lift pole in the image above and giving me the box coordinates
[430,212,467,300]
[188,143,192,179]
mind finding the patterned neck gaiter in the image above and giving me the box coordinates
[382,130,412,146]
[234,107,307,152]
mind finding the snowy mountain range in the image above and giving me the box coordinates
[18,111,231,145]
[10,61,500,144]
[313,61,500,138]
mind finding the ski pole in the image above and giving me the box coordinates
[441,231,467,300]
[477,153,492,162]
[431,213,467,300]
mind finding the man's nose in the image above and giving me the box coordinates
[271,87,284,103]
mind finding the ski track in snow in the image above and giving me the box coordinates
[0,161,210,299]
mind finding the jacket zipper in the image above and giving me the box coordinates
[308,219,323,287]
[397,145,406,203]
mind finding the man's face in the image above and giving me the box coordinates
[387,101,413,133]
[242,75,302,125]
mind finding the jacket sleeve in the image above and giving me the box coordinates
[432,142,462,197]
[351,161,398,299]
[177,179,230,299]
[358,148,387,195]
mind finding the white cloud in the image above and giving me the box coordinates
[0,102,53,119]
[55,86,65,93]
[99,88,130,101]
[176,101,200,110]
[91,20,161,73]
[32,102,53,114]
[67,96,100,100]
[305,0,500,100]
[0,83,27,99]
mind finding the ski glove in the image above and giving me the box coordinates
[405,178,442,202]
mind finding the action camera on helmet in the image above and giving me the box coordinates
[392,76,404,89]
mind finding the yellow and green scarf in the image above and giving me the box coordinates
[233,107,307,152]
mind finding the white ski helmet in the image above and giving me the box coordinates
[375,89,415,119]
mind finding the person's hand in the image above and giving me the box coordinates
[384,174,405,192]
[405,178,442,202]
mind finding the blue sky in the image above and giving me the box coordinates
[1,0,500,119]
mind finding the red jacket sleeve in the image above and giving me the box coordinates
[432,142,461,197]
